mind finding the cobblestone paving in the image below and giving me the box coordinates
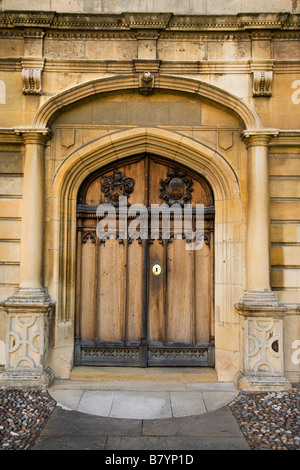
[0,389,56,450]
[229,385,300,450]
[0,385,299,450]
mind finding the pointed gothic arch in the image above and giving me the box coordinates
[47,126,243,378]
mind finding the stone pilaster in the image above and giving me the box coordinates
[235,131,291,391]
[0,129,54,389]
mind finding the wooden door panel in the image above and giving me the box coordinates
[76,154,215,367]
[166,240,193,344]
[98,239,126,342]
[80,234,97,342]
[195,240,211,344]
[148,239,165,344]
[126,240,143,343]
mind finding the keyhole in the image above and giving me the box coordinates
[152,264,162,276]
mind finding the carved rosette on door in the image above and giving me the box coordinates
[75,154,215,367]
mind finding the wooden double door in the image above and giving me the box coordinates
[75,154,215,367]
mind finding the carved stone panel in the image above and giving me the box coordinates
[244,316,284,377]
[1,301,54,387]
[7,313,44,370]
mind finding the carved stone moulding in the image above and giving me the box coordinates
[133,59,161,73]
[123,12,173,30]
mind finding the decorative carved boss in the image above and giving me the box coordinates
[139,71,154,95]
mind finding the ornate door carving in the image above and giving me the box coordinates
[75,154,214,367]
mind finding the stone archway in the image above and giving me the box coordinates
[48,126,242,379]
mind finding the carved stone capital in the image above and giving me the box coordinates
[14,127,52,145]
[241,129,279,146]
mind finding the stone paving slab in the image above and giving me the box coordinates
[32,405,251,450]
[142,406,243,437]
[35,407,142,438]
[110,391,172,419]
[105,435,250,451]
[170,391,207,417]
[48,380,239,419]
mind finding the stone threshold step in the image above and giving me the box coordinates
[70,366,218,383]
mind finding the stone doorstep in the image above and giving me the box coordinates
[48,386,239,419]
[70,366,218,383]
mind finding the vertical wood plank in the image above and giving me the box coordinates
[195,238,211,343]
[166,239,193,344]
[75,219,82,339]
[98,239,126,342]
[80,232,97,342]
[210,229,215,340]
[126,240,143,342]
[148,240,165,344]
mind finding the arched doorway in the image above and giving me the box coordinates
[74,154,215,367]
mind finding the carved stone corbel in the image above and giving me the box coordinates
[21,58,45,95]
[249,60,275,97]
[252,70,273,97]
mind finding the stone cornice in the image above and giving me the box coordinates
[1,11,299,32]
[1,58,299,75]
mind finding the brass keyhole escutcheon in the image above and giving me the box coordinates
[152,264,162,276]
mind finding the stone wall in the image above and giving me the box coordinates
[0,137,23,367]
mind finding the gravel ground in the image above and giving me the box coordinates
[0,385,299,450]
